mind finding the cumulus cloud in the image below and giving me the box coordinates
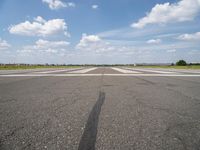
[177,32,200,41]
[132,0,200,28]
[18,39,70,55]
[0,38,11,50]
[76,34,116,53]
[35,39,70,49]
[9,16,69,37]
[42,0,75,10]
[147,39,161,44]
[76,34,163,55]
[92,5,98,9]
[76,34,101,48]
[34,16,46,23]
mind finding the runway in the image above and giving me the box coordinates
[0,67,200,150]
[1,67,200,77]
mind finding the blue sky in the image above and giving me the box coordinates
[0,0,200,64]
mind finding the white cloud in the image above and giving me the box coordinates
[35,39,70,49]
[68,2,75,7]
[167,49,176,53]
[92,5,98,9]
[42,0,66,9]
[76,34,116,53]
[177,32,200,41]
[9,16,69,37]
[16,39,71,63]
[42,0,75,10]
[147,39,161,44]
[76,34,101,48]
[132,0,200,28]
[0,38,11,50]
[18,39,70,55]
[34,16,46,23]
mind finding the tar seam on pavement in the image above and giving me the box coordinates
[78,91,105,150]
[78,68,105,150]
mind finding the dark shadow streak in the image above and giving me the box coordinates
[78,91,105,150]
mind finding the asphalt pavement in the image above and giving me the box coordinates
[0,67,200,150]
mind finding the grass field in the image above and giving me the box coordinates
[134,65,200,69]
[0,65,81,70]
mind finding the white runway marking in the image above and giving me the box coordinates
[1,74,200,77]
[125,68,176,74]
[35,68,82,74]
[164,69,200,74]
[68,67,97,73]
[111,67,141,73]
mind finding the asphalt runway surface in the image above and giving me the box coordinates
[0,67,200,150]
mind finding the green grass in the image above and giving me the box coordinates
[133,65,200,69]
[0,65,81,70]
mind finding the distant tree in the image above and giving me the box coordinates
[176,60,187,66]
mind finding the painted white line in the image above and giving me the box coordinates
[35,68,82,74]
[105,74,200,77]
[68,67,97,73]
[125,68,176,74]
[111,67,141,73]
[166,69,200,74]
[1,74,200,77]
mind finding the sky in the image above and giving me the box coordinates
[0,0,200,64]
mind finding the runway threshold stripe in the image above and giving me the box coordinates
[34,68,83,74]
[68,67,98,73]
[125,68,176,74]
[111,67,141,73]
[1,74,200,77]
